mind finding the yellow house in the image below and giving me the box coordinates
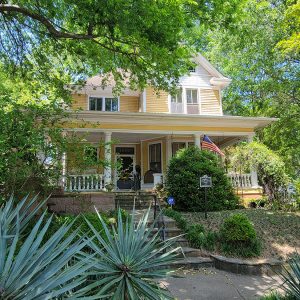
[62,54,275,196]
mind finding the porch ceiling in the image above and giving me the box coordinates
[67,131,245,147]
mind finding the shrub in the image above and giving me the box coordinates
[220,214,261,257]
[166,147,239,212]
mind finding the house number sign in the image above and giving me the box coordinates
[200,175,212,188]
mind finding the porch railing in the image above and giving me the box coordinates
[64,174,104,192]
[227,173,252,188]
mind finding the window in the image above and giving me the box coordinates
[116,147,135,155]
[105,97,118,112]
[149,143,162,173]
[186,89,198,104]
[89,97,102,111]
[89,96,119,112]
[172,141,195,156]
[171,90,183,103]
[188,66,196,73]
[172,142,186,156]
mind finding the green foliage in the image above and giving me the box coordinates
[164,208,188,231]
[201,0,300,177]
[166,146,239,212]
[230,142,290,202]
[277,252,300,299]
[186,224,218,251]
[0,195,95,299]
[0,1,198,93]
[220,214,261,257]
[83,208,178,299]
[164,208,217,251]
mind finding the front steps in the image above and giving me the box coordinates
[115,191,156,210]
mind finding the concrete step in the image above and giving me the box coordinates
[178,247,204,258]
[168,257,214,269]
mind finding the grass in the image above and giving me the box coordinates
[182,209,300,260]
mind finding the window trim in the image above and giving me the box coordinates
[186,88,199,105]
[148,141,163,173]
[88,95,120,112]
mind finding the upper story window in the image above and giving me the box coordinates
[186,89,198,104]
[170,89,184,114]
[89,97,103,111]
[186,89,199,114]
[89,96,119,112]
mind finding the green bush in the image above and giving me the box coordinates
[220,214,261,257]
[166,147,239,212]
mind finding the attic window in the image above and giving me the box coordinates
[188,66,196,73]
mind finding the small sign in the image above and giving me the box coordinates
[200,175,212,188]
[167,196,175,206]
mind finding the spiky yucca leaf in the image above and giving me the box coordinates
[278,252,300,299]
[84,207,180,300]
[0,195,101,300]
[0,194,46,236]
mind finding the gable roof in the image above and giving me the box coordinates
[193,54,231,88]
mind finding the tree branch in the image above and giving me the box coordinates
[0,4,99,40]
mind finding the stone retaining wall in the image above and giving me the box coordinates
[48,192,115,215]
[211,255,282,276]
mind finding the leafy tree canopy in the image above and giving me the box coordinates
[0,0,200,93]
[198,0,300,176]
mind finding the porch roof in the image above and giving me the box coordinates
[63,111,276,136]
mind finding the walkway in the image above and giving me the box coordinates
[160,268,282,300]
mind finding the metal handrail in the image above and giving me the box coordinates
[152,194,166,242]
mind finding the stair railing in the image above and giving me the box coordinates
[152,193,166,242]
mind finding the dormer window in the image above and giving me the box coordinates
[89,96,119,112]
[188,66,196,73]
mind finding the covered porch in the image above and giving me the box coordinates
[61,130,259,193]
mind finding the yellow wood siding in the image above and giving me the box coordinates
[200,89,221,115]
[71,94,86,110]
[120,96,139,112]
[146,87,168,113]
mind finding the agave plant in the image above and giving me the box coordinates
[0,195,99,299]
[278,252,300,299]
[83,208,180,300]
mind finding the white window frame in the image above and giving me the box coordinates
[186,88,199,105]
[88,96,120,112]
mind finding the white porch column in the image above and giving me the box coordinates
[247,134,259,188]
[194,133,202,149]
[104,131,112,187]
[61,131,67,189]
[166,135,172,165]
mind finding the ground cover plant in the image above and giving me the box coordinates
[183,209,300,260]
[166,147,239,212]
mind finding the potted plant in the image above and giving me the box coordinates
[117,168,133,189]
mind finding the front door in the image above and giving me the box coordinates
[115,147,135,189]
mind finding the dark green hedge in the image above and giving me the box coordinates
[165,147,239,211]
